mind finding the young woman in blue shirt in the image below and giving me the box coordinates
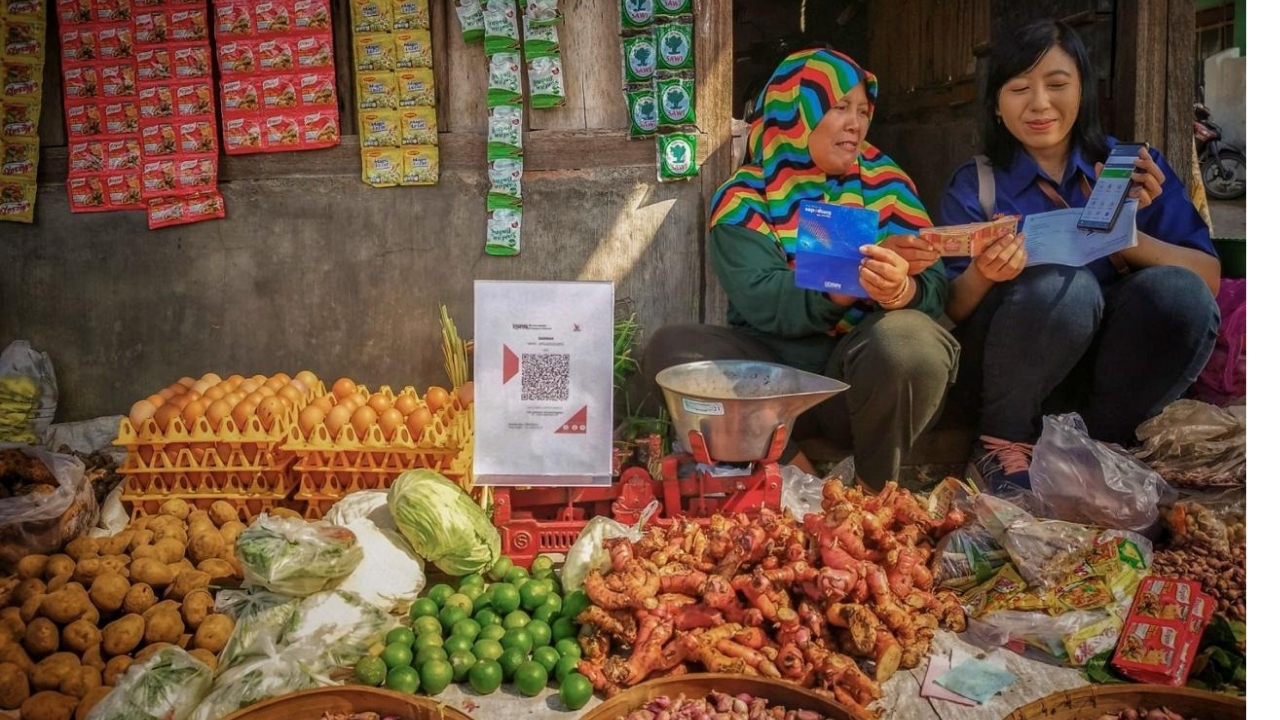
[938,19,1221,491]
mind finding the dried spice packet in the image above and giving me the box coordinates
[401,145,438,185]
[656,72,694,127]
[654,17,693,71]
[622,33,656,83]
[656,131,697,182]
[619,0,653,31]
[361,147,400,186]
[625,83,658,139]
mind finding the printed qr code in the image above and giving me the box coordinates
[521,353,570,401]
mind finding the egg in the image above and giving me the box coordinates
[271,372,291,385]
[378,408,404,440]
[231,399,258,431]
[183,389,202,403]
[246,391,268,406]
[367,392,393,415]
[264,378,286,393]
[288,379,310,397]
[177,376,197,388]
[259,382,280,395]
[339,396,362,413]
[277,385,304,406]
[394,394,418,417]
[170,393,192,412]
[299,406,326,438]
[332,377,357,400]
[325,405,352,437]
[250,374,269,385]
[204,386,227,402]
[310,396,334,415]
[226,373,245,386]
[168,383,188,396]
[224,391,246,406]
[240,379,262,394]
[257,396,286,430]
[182,398,210,431]
[205,399,233,430]
[457,381,474,409]
[146,393,167,408]
[295,370,319,389]
[157,387,176,401]
[425,386,450,413]
[350,406,378,440]
[192,380,212,395]
[129,401,157,432]
[406,408,431,441]
[201,372,222,384]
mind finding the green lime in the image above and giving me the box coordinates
[468,658,503,695]
[541,593,563,615]
[449,649,477,682]
[472,591,493,614]
[546,577,563,596]
[513,660,548,696]
[381,642,413,669]
[444,593,474,617]
[561,590,590,620]
[553,654,580,684]
[530,555,555,578]
[498,647,527,681]
[417,659,453,695]
[460,573,486,588]
[520,580,551,611]
[443,634,473,656]
[513,576,530,590]
[559,672,594,710]
[427,583,455,608]
[551,617,579,644]
[439,605,468,634]
[501,626,534,655]
[488,556,515,582]
[489,583,520,614]
[386,665,420,695]
[474,607,501,628]
[505,566,530,584]
[525,619,552,648]
[555,638,582,659]
[478,624,506,642]
[503,609,531,630]
[413,616,444,640]
[472,637,505,662]
[415,633,444,649]
[415,644,449,666]
[410,597,439,620]
[532,645,560,673]
[354,656,387,686]
[386,627,416,648]
[458,583,485,601]
[451,618,482,641]
[533,603,559,624]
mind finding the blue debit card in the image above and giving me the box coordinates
[794,200,881,298]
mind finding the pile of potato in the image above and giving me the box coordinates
[0,499,247,720]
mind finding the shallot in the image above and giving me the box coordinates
[617,691,835,720]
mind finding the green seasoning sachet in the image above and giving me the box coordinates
[483,0,519,55]
[528,55,565,108]
[523,16,560,56]
[656,73,694,127]
[453,0,484,43]
[487,104,523,160]
[625,84,658,139]
[488,190,522,211]
[489,157,524,198]
[622,33,656,83]
[656,131,697,182]
[526,0,562,27]
[655,19,693,71]
[487,52,523,107]
[486,208,522,255]
[654,0,691,16]
[619,0,653,31]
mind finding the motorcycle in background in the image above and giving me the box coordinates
[1194,103,1245,200]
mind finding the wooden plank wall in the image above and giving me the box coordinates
[868,0,989,98]
[1116,0,1196,183]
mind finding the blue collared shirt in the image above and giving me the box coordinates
[938,137,1216,282]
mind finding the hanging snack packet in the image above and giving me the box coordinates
[352,0,393,33]
[2,137,39,177]
[400,107,437,145]
[401,146,439,185]
[487,52,522,107]
[655,18,693,72]
[485,208,522,256]
[361,148,401,186]
[622,33,656,83]
[482,0,518,55]
[0,180,35,223]
[619,0,653,31]
[488,157,523,198]
[526,0,560,27]
[397,69,435,107]
[394,30,431,69]
[522,15,559,56]
[528,55,565,109]
[625,84,658,139]
[360,109,400,147]
[487,190,520,211]
[654,0,690,16]
[392,0,429,30]
[487,104,523,159]
[656,72,694,126]
[358,72,399,109]
[656,131,697,182]
[355,34,396,72]
[452,0,484,44]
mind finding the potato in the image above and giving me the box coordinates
[45,574,71,593]
[17,555,49,580]
[96,532,132,557]
[41,590,89,625]
[133,643,174,664]
[0,641,34,674]
[188,509,213,526]
[79,644,103,672]
[63,538,98,562]
[121,583,156,615]
[0,661,28,709]
[60,621,101,655]
[269,507,302,520]
[101,615,144,657]
[102,656,131,686]
[193,614,233,654]
[0,609,24,645]
[181,590,213,630]
[152,525,188,545]
[21,691,78,720]
[218,521,246,546]
[159,499,190,519]
[196,559,237,584]
[98,556,128,577]
[75,686,111,720]
[23,618,59,658]
[143,610,183,646]
[128,529,155,552]
[167,571,210,601]
[188,648,217,670]
[143,600,179,619]
[31,652,79,692]
[152,538,186,565]
[43,556,75,582]
[20,594,45,623]
[72,559,106,587]
[88,575,129,615]
[186,530,225,564]
[130,545,161,561]
[59,666,100,699]
[14,578,46,606]
[167,559,194,576]
[208,501,238,528]
[129,559,175,588]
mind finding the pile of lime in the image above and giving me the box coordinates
[352,554,596,712]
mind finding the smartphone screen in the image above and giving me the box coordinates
[1078,142,1146,232]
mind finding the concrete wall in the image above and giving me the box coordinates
[1203,50,1246,148]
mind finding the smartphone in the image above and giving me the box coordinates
[1077,142,1147,232]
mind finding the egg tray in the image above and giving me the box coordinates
[115,407,301,468]
[121,492,301,523]
[282,388,472,455]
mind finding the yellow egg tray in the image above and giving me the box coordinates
[282,385,470,453]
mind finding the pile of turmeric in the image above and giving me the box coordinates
[574,480,967,719]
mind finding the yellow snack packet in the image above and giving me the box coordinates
[1063,613,1124,666]
[396,68,435,107]
[354,33,396,72]
[361,148,400,187]
[391,0,429,30]
[357,72,399,110]
[359,109,399,148]
[393,30,431,69]
[2,59,43,101]
[961,564,1027,619]
[1,136,39,178]
[399,107,436,146]
[0,178,35,223]
[350,0,392,33]
[401,146,438,185]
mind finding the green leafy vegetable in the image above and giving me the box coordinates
[389,470,500,575]
[235,515,363,596]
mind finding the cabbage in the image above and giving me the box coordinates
[388,470,500,575]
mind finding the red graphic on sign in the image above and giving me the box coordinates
[503,345,519,384]
[556,406,588,434]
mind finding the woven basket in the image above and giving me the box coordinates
[578,674,855,720]
[222,686,473,720]
[1003,685,1245,720]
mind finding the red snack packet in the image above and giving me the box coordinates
[105,137,141,171]
[142,157,178,196]
[174,81,214,116]
[136,47,173,82]
[168,8,209,41]
[60,28,97,63]
[104,171,143,208]
[215,1,253,37]
[223,116,262,153]
[97,62,135,97]
[64,101,103,138]
[63,66,99,100]
[69,140,106,173]
[1111,576,1218,687]
[101,101,140,136]
[96,25,133,59]
[173,43,211,79]
[68,175,109,212]
[179,119,217,154]
[139,84,175,118]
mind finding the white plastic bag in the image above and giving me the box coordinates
[334,518,425,613]
[86,647,213,720]
[215,589,299,670]
[190,637,324,720]
[0,445,95,567]
[780,465,824,517]
[561,500,659,593]
[0,340,57,444]
[323,489,394,529]
[279,590,398,671]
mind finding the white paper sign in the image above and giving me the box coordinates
[1022,200,1138,267]
[473,280,615,486]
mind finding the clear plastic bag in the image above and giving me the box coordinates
[1135,399,1246,488]
[0,340,58,444]
[190,635,323,720]
[235,515,363,596]
[561,500,659,593]
[279,589,398,672]
[931,523,1010,592]
[1159,487,1246,554]
[1029,413,1172,535]
[0,445,96,567]
[966,607,1122,667]
[215,589,299,670]
[780,465,824,518]
[86,647,214,720]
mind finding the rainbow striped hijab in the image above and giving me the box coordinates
[709,49,931,331]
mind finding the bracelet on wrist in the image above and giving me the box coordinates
[882,278,913,309]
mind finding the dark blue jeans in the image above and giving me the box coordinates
[955,264,1221,443]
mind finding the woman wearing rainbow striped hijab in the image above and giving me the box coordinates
[636,48,958,488]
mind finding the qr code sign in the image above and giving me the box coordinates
[521,353,570,401]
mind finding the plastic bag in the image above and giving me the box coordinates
[1029,413,1171,535]
[279,590,398,671]
[931,523,1010,592]
[0,445,96,567]
[1192,278,1245,405]
[1135,399,1246,488]
[86,647,213,720]
[235,515,363,596]
[190,636,323,720]
[780,465,824,518]
[48,415,129,460]
[0,340,58,444]
[1159,487,1245,554]
[334,518,425,613]
[966,606,1123,667]
[561,500,659,593]
[323,489,394,529]
[215,588,299,670]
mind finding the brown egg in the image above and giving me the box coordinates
[425,386,450,413]
[177,376,197,388]
[205,399,233,430]
[226,373,245,386]
[146,393,166,408]
[299,405,326,438]
[168,383,188,396]
[325,405,352,437]
[250,374,269,384]
[367,393,393,415]
[246,391,267,406]
[257,383,278,396]
[129,401,157,432]
[264,377,286,393]
[183,389,202,403]
[257,396,286,429]
[350,405,378,440]
[295,370,319,389]
[406,408,431,441]
[310,396,334,415]
[201,372,222,385]
[157,387,176,401]
[170,393,192,412]
[339,396,362,413]
[393,393,417,417]
[224,391,246,406]
[271,372,291,385]
[277,384,304,406]
[240,379,262,394]
[378,408,404,440]
[332,378,357,400]
[182,398,210,431]
[288,379,310,397]
[192,380,212,395]
[231,399,258,431]
[457,381,474,409]
[204,386,227,402]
